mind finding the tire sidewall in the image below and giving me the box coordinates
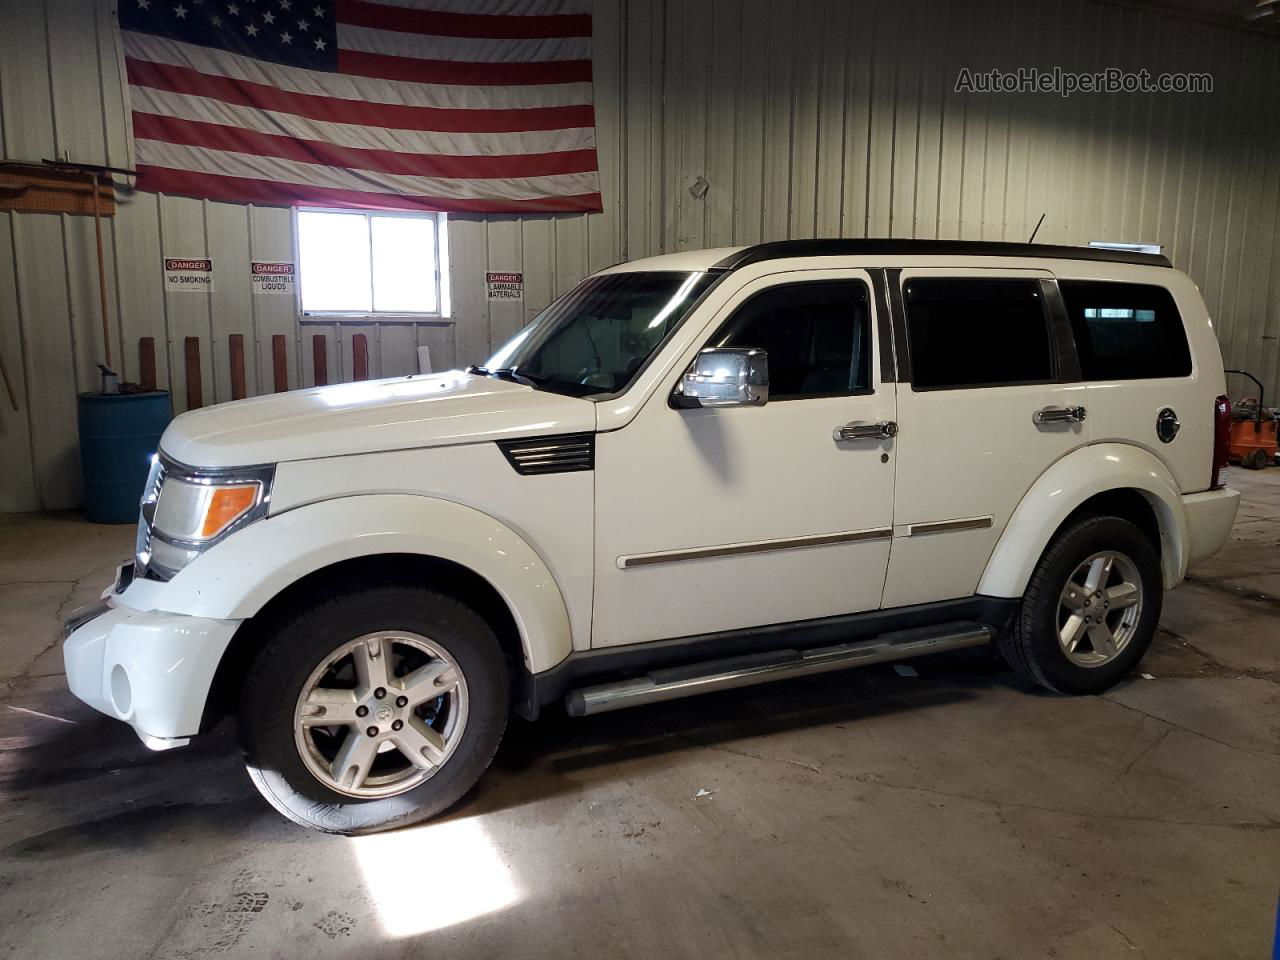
[1021,518,1163,694]
[239,587,509,834]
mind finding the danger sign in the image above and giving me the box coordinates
[486,271,523,301]
[251,261,295,296]
[163,257,214,293]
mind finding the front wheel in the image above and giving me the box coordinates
[238,585,509,834]
[998,516,1162,695]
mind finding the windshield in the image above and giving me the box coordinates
[481,271,717,398]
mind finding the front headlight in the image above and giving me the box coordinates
[137,455,274,580]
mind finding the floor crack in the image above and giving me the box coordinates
[680,734,1280,832]
[1100,693,1280,765]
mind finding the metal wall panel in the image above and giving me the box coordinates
[3,0,1280,511]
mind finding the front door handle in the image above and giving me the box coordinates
[1033,405,1087,425]
[834,420,899,442]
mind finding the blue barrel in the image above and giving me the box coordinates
[77,391,173,524]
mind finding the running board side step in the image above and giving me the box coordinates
[564,622,994,717]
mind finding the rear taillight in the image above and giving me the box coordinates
[1211,394,1231,490]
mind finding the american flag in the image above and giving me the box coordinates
[116,0,600,212]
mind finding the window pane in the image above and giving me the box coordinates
[371,215,437,313]
[297,211,372,312]
[904,279,1053,389]
[1059,280,1190,380]
[487,272,714,396]
[713,281,871,399]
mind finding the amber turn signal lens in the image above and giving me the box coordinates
[201,484,260,538]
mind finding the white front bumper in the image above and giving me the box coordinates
[62,600,241,749]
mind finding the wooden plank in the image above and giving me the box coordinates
[138,337,157,392]
[228,333,247,400]
[352,333,369,381]
[184,336,203,410]
[272,334,289,392]
[312,334,328,386]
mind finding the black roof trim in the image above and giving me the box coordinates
[711,239,1172,271]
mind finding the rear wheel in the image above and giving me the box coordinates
[238,584,509,834]
[999,516,1162,694]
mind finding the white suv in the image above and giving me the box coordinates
[63,240,1241,833]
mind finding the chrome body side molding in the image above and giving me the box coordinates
[618,527,894,569]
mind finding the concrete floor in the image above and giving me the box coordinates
[1,474,1277,960]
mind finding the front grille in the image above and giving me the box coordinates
[497,433,595,475]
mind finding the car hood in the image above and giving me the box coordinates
[160,371,597,468]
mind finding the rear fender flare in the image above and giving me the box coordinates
[978,444,1187,598]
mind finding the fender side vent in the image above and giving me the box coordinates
[497,433,595,475]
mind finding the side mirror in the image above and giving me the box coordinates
[676,347,769,408]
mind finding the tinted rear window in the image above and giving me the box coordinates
[903,278,1053,389]
[1058,280,1191,380]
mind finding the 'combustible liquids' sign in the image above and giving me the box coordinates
[163,257,214,293]
[486,271,523,301]
[251,261,295,295]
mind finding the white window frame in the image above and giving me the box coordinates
[293,206,451,322]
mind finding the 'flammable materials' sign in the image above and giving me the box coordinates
[251,261,295,295]
[486,271,523,300]
[163,257,214,293]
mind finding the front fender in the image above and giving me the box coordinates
[978,443,1188,598]
[119,494,573,674]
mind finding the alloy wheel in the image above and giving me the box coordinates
[1057,551,1144,668]
[293,631,468,798]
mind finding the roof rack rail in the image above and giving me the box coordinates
[711,239,1172,271]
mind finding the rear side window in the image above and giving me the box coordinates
[903,278,1053,389]
[1058,281,1191,380]
[711,280,872,400]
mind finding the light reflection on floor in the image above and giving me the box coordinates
[350,817,521,937]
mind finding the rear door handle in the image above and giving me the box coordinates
[1033,405,1087,425]
[834,420,899,442]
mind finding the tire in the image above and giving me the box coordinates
[238,583,509,834]
[998,516,1162,695]
[1243,448,1268,470]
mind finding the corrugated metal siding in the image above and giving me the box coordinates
[2,0,1280,512]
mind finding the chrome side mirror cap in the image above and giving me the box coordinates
[677,347,769,408]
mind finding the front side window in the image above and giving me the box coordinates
[1059,280,1191,380]
[904,278,1053,389]
[710,280,872,400]
[296,208,449,317]
[484,271,716,398]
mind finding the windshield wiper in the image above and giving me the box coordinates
[468,365,546,389]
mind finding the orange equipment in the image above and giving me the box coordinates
[1224,370,1278,470]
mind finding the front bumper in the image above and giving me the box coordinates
[1181,486,1242,567]
[62,598,241,750]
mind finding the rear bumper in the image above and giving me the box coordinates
[62,600,241,750]
[1181,487,1241,568]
